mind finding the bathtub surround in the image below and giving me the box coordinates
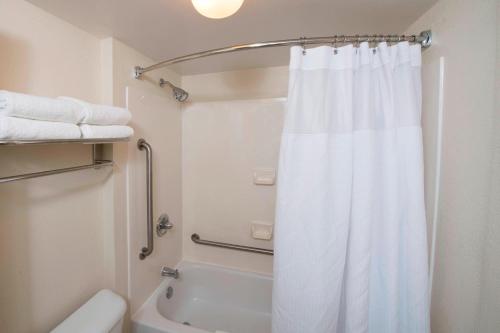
[273,43,429,333]
[182,98,284,274]
[180,66,288,275]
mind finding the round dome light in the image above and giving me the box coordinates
[191,0,245,19]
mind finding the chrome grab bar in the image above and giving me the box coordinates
[191,233,274,255]
[138,138,154,260]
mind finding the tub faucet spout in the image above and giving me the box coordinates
[161,266,179,279]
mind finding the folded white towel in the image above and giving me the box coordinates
[0,117,81,140]
[0,91,84,124]
[79,124,134,139]
[60,97,131,126]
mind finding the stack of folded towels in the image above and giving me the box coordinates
[0,90,133,140]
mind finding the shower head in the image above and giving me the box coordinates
[159,78,189,102]
[172,86,189,102]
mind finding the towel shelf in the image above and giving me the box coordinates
[191,233,274,255]
[0,139,128,183]
[0,137,129,146]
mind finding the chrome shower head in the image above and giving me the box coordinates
[172,86,189,102]
[159,78,189,102]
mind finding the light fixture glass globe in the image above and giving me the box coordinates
[191,0,245,19]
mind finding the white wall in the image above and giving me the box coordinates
[477,3,500,331]
[182,98,284,274]
[0,1,107,332]
[407,0,498,332]
[0,1,183,331]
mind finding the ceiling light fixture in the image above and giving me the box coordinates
[191,0,245,19]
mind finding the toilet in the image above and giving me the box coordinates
[51,289,127,333]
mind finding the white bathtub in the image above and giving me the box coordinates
[132,261,272,333]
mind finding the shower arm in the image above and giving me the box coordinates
[159,78,189,102]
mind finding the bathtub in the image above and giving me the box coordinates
[132,261,272,333]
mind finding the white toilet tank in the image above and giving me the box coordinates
[51,289,127,333]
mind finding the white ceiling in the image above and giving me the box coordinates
[27,0,437,75]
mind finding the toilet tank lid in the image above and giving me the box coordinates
[51,289,127,333]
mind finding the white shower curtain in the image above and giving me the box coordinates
[272,42,429,333]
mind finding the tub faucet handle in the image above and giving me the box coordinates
[157,214,173,237]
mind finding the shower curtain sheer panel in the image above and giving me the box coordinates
[272,42,430,333]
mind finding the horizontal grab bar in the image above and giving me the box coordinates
[191,233,274,255]
[0,160,113,184]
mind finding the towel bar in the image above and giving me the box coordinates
[0,138,129,146]
[0,159,113,184]
[0,141,118,184]
[191,233,274,255]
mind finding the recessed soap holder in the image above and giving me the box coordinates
[157,213,173,237]
[253,168,276,185]
[251,221,274,240]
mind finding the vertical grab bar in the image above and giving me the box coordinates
[138,138,154,260]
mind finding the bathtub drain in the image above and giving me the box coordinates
[183,322,191,326]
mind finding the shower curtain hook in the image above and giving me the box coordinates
[371,34,378,54]
[354,34,360,54]
[300,36,307,55]
[387,34,394,46]
[332,35,339,55]
[393,34,400,45]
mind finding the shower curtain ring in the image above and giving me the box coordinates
[332,35,338,54]
[371,35,378,53]
[355,34,360,46]
[354,34,360,53]
[300,36,307,55]
[387,34,394,46]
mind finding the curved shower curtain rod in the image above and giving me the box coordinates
[133,30,432,79]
